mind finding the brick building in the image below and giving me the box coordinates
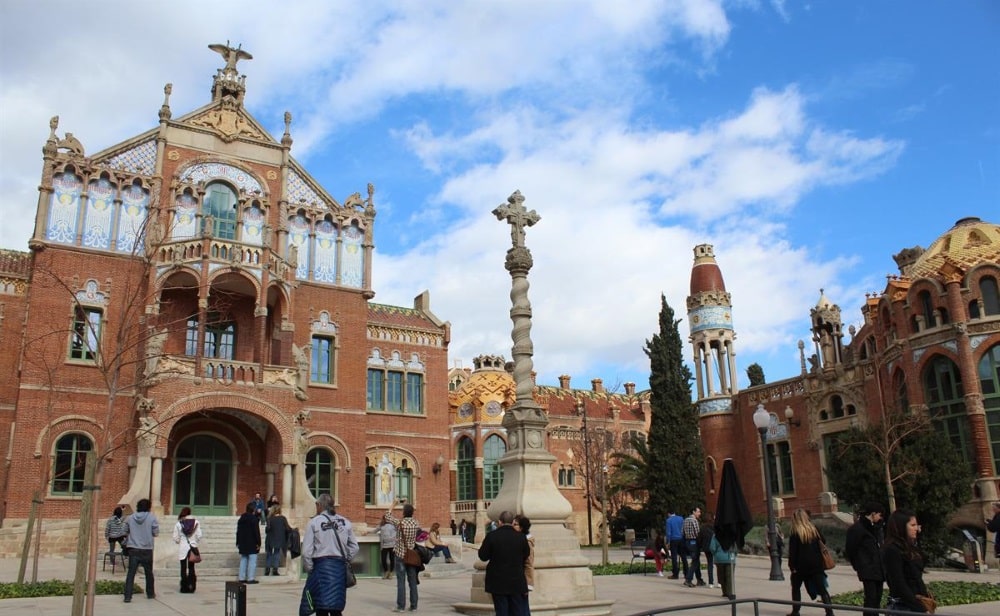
[689,219,1000,542]
[447,355,650,545]
[0,45,452,542]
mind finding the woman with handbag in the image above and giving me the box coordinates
[172,507,202,593]
[787,508,834,616]
[884,510,935,613]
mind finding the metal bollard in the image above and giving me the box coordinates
[225,581,247,616]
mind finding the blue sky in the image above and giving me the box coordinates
[1,1,997,394]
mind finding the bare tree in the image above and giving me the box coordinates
[20,186,196,616]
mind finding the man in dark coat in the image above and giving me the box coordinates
[478,510,530,616]
[845,502,885,616]
[236,502,262,583]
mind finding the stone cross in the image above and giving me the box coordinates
[493,190,540,248]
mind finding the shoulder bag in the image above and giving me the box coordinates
[185,531,202,564]
[324,514,357,588]
[819,539,835,570]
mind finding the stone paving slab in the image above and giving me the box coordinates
[1,548,998,616]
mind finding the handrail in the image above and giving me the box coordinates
[626,597,963,616]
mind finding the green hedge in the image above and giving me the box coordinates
[831,581,1000,608]
[0,580,132,599]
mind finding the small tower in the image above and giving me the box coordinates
[810,289,844,369]
[687,245,738,401]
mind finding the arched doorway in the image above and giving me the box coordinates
[173,434,232,515]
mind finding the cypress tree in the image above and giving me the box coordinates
[644,294,704,518]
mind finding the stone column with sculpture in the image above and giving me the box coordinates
[455,191,612,616]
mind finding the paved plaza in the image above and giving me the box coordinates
[1,547,998,616]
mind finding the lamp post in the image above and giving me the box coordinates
[753,403,785,581]
[599,463,609,565]
[579,402,594,546]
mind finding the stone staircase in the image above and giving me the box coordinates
[157,516,286,580]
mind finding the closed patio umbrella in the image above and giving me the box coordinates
[713,458,753,603]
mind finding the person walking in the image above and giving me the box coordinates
[236,502,262,583]
[123,498,159,603]
[665,509,686,579]
[787,508,834,616]
[105,506,129,554]
[427,522,457,562]
[299,493,359,616]
[845,502,885,616]
[265,504,291,575]
[884,510,933,613]
[478,511,530,616]
[172,506,202,593]
[383,499,420,612]
[682,506,705,587]
[699,512,716,588]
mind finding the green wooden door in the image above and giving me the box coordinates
[174,435,231,516]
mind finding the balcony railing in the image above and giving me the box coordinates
[151,354,299,389]
[156,237,291,280]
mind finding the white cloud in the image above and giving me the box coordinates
[0,0,909,390]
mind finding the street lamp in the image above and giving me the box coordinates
[579,402,594,546]
[753,403,785,581]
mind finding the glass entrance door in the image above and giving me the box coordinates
[173,434,231,516]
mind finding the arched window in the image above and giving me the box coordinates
[483,435,506,500]
[305,448,335,500]
[456,437,475,501]
[982,276,1000,316]
[831,395,845,418]
[365,457,376,505]
[978,344,1000,474]
[924,355,972,470]
[202,182,238,240]
[918,290,935,329]
[558,466,576,487]
[52,433,93,495]
[394,459,413,503]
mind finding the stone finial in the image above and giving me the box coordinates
[493,190,540,249]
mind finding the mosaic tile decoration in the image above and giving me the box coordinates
[286,169,327,208]
[180,162,263,195]
[104,140,157,175]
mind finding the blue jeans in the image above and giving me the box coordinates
[124,548,155,600]
[266,546,285,569]
[239,552,258,581]
[431,545,453,560]
[395,558,418,609]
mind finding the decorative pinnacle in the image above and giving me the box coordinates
[493,190,540,249]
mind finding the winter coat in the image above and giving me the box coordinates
[265,514,291,552]
[845,516,883,582]
[478,524,529,595]
[172,516,203,561]
[883,541,929,612]
[236,512,261,554]
[709,535,737,564]
[788,530,826,577]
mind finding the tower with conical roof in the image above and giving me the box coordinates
[687,244,738,409]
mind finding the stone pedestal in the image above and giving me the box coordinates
[455,191,612,616]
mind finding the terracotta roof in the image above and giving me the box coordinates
[909,217,1000,280]
[367,302,441,331]
[690,245,727,295]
